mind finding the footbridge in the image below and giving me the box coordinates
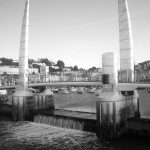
[1,0,150,139]
[1,82,150,90]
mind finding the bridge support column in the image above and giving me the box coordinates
[34,88,55,110]
[96,52,139,139]
[96,91,139,138]
[12,90,33,121]
[12,88,54,121]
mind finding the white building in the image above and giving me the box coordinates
[40,65,49,75]
[0,66,39,75]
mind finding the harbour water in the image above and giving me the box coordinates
[54,89,150,118]
[0,89,150,149]
[54,91,98,113]
[3,88,150,118]
[138,89,150,118]
[1,120,150,150]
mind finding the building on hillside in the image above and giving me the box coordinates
[28,74,40,83]
[32,63,46,66]
[39,65,49,82]
[28,67,39,74]
[40,65,49,75]
[0,66,38,75]
[51,66,59,70]
[135,60,150,82]
[90,72,101,81]
[0,66,18,74]
[62,67,71,74]
[0,75,18,86]
[88,68,102,81]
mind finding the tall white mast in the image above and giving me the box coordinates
[118,0,134,81]
[18,0,29,90]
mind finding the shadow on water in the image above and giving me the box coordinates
[1,115,150,149]
[1,119,150,150]
[109,134,150,150]
[0,114,12,121]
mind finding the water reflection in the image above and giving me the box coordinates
[54,92,98,113]
[54,90,150,118]
[0,121,150,150]
[4,89,150,118]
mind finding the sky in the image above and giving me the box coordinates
[0,0,150,69]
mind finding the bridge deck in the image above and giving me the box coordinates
[1,82,150,91]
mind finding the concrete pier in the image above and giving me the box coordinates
[12,90,33,121]
[96,52,139,138]
[12,0,54,121]
[12,0,33,121]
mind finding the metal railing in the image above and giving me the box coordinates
[1,82,150,90]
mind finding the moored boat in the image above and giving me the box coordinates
[62,89,69,94]
[77,87,84,94]
[68,87,77,93]
[87,89,95,93]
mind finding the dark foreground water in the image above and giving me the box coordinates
[0,121,105,150]
[0,121,150,150]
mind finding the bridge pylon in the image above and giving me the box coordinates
[96,52,139,139]
[118,0,134,83]
[12,0,54,121]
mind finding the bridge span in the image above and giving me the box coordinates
[1,82,150,91]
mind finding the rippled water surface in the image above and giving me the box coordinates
[0,121,105,150]
[54,92,98,113]
[54,89,150,118]
[0,121,150,150]
[5,89,150,118]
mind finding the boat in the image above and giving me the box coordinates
[77,87,84,94]
[62,89,69,94]
[0,90,8,102]
[87,89,95,93]
[52,88,59,93]
[68,87,77,93]
[0,94,8,102]
[95,89,102,96]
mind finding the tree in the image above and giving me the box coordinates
[49,66,59,73]
[70,66,73,71]
[0,57,13,66]
[37,58,54,66]
[2,72,7,76]
[12,61,19,66]
[57,60,65,71]
[28,58,36,65]
[32,64,40,72]
[73,65,78,71]
[88,66,97,72]
[79,68,85,72]
[41,58,51,66]
[0,57,19,66]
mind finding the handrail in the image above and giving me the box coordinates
[0,82,101,90]
[29,81,101,87]
[1,82,150,90]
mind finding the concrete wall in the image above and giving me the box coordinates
[96,90,138,138]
